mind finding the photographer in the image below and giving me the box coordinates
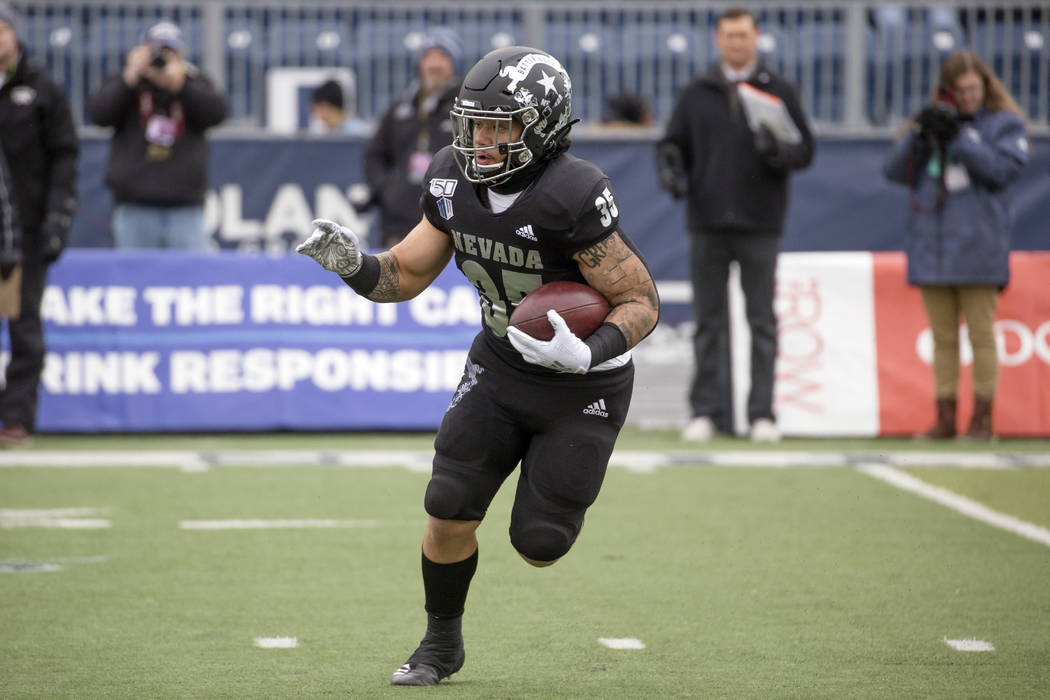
[884,50,1029,440]
[88,21,226,249]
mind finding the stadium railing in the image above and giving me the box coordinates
[16,0,1050,136]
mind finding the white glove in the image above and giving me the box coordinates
[295,219,363,277]
[506,310,591,374]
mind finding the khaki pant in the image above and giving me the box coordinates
[919,285,999,400]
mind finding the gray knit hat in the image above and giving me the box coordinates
[0,2,25,43]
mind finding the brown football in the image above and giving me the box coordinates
[508,281,610,341]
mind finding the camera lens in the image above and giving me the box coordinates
[150,47,167,68]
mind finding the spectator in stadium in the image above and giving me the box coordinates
[600,92,655,128]
[362,27,462,247]
[309,79,370,137]
[0,2,78,446]
[656,6,814,443]
[883,50,1028,440]
[88,20,227,250]
[297,46,659,686]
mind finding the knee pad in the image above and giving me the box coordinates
[424,472,481,521]
[509,522,576,563]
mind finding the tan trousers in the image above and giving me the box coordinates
[919,285,999,400]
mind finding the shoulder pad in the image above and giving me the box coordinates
[531,154,609,213]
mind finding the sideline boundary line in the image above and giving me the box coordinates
[858,463,1050,548]
[0,449,1048,472]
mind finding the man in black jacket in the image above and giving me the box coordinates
[0,2,79,445]
[658,6,814,443]
[88,20,226,249]
[362,27,462,248]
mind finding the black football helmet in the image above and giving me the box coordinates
[451,46,575,184]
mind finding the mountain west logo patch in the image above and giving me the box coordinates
[11,86,36,106]
[430,178,458,220]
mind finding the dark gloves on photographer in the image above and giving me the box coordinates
[656,142,688,199]
[916,104,960,144]
[41,212,72,264]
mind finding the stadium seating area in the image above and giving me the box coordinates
[16,1,1050,133]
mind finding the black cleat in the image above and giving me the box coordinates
[390,617,465,686]
[390,661,447,686]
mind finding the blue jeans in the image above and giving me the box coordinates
[112,204,208,249]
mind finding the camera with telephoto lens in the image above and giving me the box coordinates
[916,84,960,144]
[150,45,167,69]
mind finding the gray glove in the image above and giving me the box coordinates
[295,218,363,277]
[754,124,779,158]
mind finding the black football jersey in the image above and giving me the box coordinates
[421,145,623,373]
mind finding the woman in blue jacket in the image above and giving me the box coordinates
[884,50,1028,440]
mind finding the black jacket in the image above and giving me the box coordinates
[660,62,814,236]
[0,54,78,256]
[363,81,459,244]
[0,146,21,266]
[88,65,227,206]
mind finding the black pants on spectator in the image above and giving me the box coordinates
[1,254,48,432]
[688,230,779,427]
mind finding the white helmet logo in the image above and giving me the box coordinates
[499,53,566,93]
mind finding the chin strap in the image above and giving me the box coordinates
[543,119,580,158]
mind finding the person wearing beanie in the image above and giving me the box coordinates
[0,1,80,445]
[362,26,463,247]
[309,78,370,136]
[87,19,227,249]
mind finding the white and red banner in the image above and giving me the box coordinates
[721,251,1050,437]
[871,251,1050,437]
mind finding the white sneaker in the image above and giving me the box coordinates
[681,416,716,442]
[750,418,781,443]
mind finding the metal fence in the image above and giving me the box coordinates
[17,1,1050,135]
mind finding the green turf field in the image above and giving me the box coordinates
[1,432,1048,699]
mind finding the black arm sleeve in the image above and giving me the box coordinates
[340,253,380,296]
[584,323,628,367]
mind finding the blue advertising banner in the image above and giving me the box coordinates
[20,250,480,432]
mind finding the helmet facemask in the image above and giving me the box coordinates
[451,103,541,185]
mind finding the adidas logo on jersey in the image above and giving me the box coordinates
[582,399,609,417]
[514,224,538,241]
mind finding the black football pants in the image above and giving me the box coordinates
[425,353,633,562]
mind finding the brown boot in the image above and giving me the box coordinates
[922,398,957,439]
[964,397,994,440]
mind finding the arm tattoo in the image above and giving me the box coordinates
[367,252,401,302]
[610,299,657,348]
[576,236,617,270]
[575,233,660,349]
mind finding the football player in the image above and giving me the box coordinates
[297,46,660,686]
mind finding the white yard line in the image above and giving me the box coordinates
[253,637,299,649]
[858,463,1050,548]
[0,508,112,530]
[944,637,995,652]
[0,451,207,471]
[179,519,380,530]
[598,637,646,650]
